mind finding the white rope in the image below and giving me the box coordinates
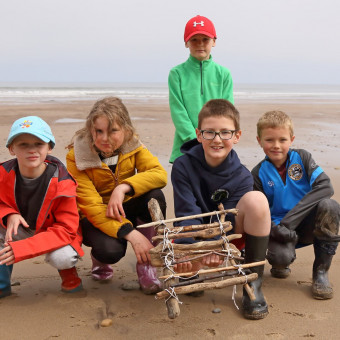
[216,210,246,311]
[160,223,185,304]
[164,287,183,304]
[159,211,249,311]
[232,285,239,310]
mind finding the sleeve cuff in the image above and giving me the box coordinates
[117,223,134,239]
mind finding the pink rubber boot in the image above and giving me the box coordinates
[136,221,162,294]
[91,254,113,281]
[136,262,162,294]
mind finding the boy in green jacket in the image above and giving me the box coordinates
[168,15,234,163]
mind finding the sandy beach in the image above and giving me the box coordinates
[0,98,340,340]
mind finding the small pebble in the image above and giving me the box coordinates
[212,308,221,314]
[120,281,140,291]
[100,319,113,327]
[11,281,20,286]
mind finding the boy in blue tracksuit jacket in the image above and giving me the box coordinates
[252,110,340,300]
[172,99,270,320]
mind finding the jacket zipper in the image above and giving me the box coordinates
[200,62,203,95]
[113,162,120,186]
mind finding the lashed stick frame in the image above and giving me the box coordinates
[139,199,263,319]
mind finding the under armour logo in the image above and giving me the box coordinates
[193,21,204,27]
[268,181,274,187]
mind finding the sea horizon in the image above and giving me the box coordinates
[1,82,340,104]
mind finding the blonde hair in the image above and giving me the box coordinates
[198,99,240,130]
[257,110,294,138]
[68,97,136,150]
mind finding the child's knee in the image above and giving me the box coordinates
[240,191,269,216]
[45,245,79,270]
[314,198,340,241]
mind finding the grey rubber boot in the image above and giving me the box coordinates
[242,234,269,320]
[312,240,337,299]
[312,199,340,300]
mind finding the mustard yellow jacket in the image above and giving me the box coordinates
[66,134,167,238]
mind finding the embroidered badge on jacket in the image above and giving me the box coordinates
[288,164,303,180]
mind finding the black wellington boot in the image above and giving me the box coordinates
[312,199,340,300]
[242,234,269,320]
[312,239,338,300]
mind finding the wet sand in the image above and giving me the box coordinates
[0,99,339,339]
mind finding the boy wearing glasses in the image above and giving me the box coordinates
[168,15,233,163]
[171,99,271,320]
[253,110,340,300]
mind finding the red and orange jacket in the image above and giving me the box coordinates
[0,155,83,263]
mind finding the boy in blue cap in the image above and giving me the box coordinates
[169,15,234,163]
[0,116,84,298]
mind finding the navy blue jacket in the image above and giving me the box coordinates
[171,139,253,229]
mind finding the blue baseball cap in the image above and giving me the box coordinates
[6,116,56,149]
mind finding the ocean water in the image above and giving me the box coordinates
[0,82,340,104]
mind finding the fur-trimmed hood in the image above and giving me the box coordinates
[73,134,142,171]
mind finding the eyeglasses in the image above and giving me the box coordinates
[200,130,237,140]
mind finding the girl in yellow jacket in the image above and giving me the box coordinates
[66,97,167,294]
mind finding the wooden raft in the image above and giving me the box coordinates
[138,199,264,319]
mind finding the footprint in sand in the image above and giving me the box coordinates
[206,328,217,337]
[284,311,306,317]
[265,333,285,339]
[308,312,331,320]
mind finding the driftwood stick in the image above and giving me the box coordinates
[150,252,242,268]
[217,201,256,301]
[159,260,266,279]
[171,271,240,287]
[171,250,243,265]
[244,282,256,301]
[149,236,243,267]
[156,273,258,299]
[171,252,216,265]
[168,249,240,256]
[147,199,180,319]
[152,226,231,242]
[157,221,232,234]
[137,208,239,229]
[150,247,242,267]
[216,203,257,301]
[150,234,242,254]
[218,203,226,223]
[229,258,256,301]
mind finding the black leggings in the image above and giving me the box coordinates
[81,189,166,264]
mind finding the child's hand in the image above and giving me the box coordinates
[0,243,15,265]
[124,230,153,264]
[270,224,298,244]
[173,256,196,273]
[5,214,29,243]
[106,184,132,222]
[201,253,223,267]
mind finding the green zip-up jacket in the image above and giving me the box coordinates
[168,54,234,163]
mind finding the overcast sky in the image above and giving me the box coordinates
[1,0,339,84]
